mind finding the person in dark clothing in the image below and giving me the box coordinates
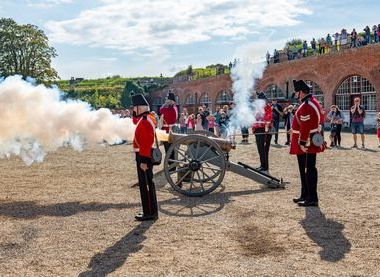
[271,99,283,144]
[283,105,295,145]
[327,105,344,147]
[252,93,273,173]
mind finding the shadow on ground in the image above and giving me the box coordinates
[0,201,139,219]
[79,221,154,277]
[159,185,278,217]
[300,207,351,262]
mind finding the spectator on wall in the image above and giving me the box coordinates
[373,25,378,43]
[266,51,270,65]
[377,24,380,43]
[302,40,308,57]
[326,34,333,53]
[340,28,348,47]
[350,28,358,48]
[350,97,366,148]
[311,38,317,53]
[333,32,340,50]
[364,26,371,44]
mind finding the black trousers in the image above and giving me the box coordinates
[297,153,318,202]
[334,124,342,146]
[273,120,280,143]
[136,153,158,216]
[255,128,272,170]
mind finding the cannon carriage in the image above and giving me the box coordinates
[163,131,287,197]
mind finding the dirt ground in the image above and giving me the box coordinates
[0,132,379,277]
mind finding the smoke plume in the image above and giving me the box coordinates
[228,49,266,135]
[0,76,135,165]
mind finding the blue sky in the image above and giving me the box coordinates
[1,0,379,79]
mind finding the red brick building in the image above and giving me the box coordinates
[150,44,380,126]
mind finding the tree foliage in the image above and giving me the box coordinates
[121,80,145,108]
[0,18,58,83]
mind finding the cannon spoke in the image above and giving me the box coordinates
[194,140,201,160]
[189,174,194,192]
[200,155,220,164]
[175,147,191,162]
[196,171,205,192]
[168,166,189,175]
[175,170,191,186]
[202,166,222,174]
[168,159,188,165]
[200,168,219,187]
[197,145,212,161]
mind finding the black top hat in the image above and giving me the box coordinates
[257,92,268,100]
[132,94,149,106]
[293,80,311,93]
[167,92,176,102]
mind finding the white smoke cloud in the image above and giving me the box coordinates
[0,76,135,165]
[228,47,267,134]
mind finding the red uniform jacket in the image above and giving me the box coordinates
[133,112,157,163]
[160,104,178,133]
[252,104,273,130]
[290,95,323,155]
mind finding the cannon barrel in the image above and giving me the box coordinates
[168,132,236,152]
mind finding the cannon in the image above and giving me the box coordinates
[163,131,287,197]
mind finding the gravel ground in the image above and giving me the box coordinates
[0,132,379,277]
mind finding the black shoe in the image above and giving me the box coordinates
[293,197,305,203]
[135,214,158,221]
[298,201,318,207]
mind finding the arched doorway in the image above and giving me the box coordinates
[216,90,232,110]
[184,94,197,114]
[152,97,165,114]
[335,75,377,125]
[199,92,212,109]
[306,80,324,106]
[264,84,285,100]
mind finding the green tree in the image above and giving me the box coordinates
[0,18,58,83]
[121,80,145,108]
[186,65,193,75]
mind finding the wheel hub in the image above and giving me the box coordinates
[189,160,201,171]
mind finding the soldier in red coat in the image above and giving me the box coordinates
[252,92,273,174]
[160,92,178,170]
[290,80,325,207]
[132,94,158,221]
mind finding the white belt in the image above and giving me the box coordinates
[292,128,319,134]
[163,124,174,127]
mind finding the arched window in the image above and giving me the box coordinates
[175,95,180,104]
[335,75,376,111]
[306,80,324,105]
[152,97,165,106]
[217,90,232,104]
[264,84,284,100]
[185,94,196,105]
[199,92,211,105]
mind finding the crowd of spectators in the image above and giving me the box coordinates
[266,24,380,64]
[169,97,380,149]
[175,104,233,138]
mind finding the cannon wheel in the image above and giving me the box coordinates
[164,134,226,197]
[193,130,218,138]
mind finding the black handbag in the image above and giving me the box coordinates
[151,132,162,165]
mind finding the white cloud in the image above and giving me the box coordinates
[46,0,312,59]
[27,0,73,8]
